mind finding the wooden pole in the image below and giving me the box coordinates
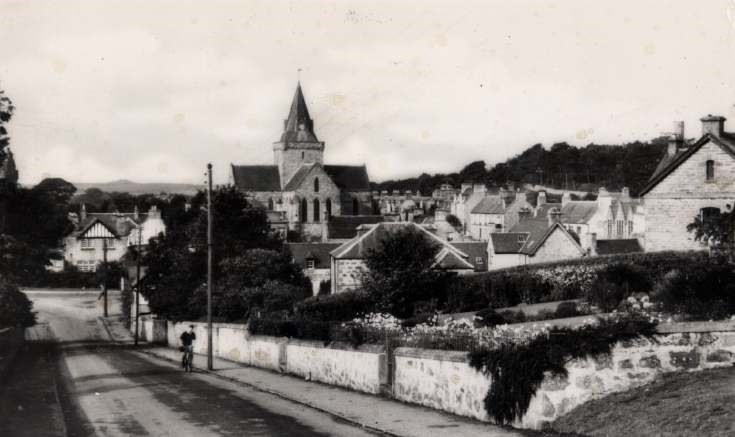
[102,238,108,318]
[134,224,142,346]
[207,163,213,370]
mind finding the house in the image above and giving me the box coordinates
[450,241,488,272]
[329,222,476,293]
[640,116,735,251]
[63,205,166,272]
[468,190,532,240]
[487,212,586,270]
[449,183,487,230]
[287,242,341,295]
[230,82,373,242]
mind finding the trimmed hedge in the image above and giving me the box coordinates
[294,290,373,322]
[445,251,709,313]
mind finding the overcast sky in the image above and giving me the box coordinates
[2,0,735,186]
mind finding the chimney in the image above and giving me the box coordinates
[80,203,87,220]
[133,205,139,220]
[473,183,487,194]
[561,192,571,207]
[515,190,526,202]
[667,121,685,156]
[537,191,546,206]
[621,187,630,199]
[701,114,726,138]
[583,232,597,256]
[549,207,563,226]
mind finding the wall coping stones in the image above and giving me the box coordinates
[394,347,470,363]
[287,338,386,354]
[655,320,735,334]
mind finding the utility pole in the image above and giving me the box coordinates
[101,238,108,317]
[134,224,142,347]
[207,163,214,371]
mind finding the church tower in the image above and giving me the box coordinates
[273,82,325,188]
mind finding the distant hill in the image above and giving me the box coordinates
[72,179,200,196]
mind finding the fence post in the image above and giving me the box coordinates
[381,332,396,397]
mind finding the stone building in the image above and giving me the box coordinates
[468,190,532,240]
[231,83,372,241]
[449,183,488,231]
[641,115,735,251]
[63,205,166,271]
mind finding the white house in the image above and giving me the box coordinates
[469,191,532,240]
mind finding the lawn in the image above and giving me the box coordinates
[552,365,735,437]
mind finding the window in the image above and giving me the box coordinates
[628,221,633,235]
[300,199,308,223]
[617,220,624,236]
[268,198,274,210]
[352,198,359,215]
[306,259,316,269]
[607,221,613,238]
[301,151,305,159]
[105,238,115,249]
[475,257,484,264]
[80,238,93,250]
[701,207,721,226]
[576,226,581,235]
[706,160,715,182]
[314,178,319,193]
[326,198,332,218]
[77,260,96,272]
[313,199,320,223]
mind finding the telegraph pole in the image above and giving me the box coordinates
[134,224,142,347]
[206,163,214,371]
[102,238,108,317]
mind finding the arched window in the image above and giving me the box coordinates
[314,177,319,193]
[326,198,332,218]
[352,198,359,215]
[267,198,274,210]
[313,199,321,223]
[706,160,715,182]
[300,198,308,223]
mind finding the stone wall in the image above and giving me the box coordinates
[334,259,366,293]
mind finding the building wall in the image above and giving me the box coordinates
[470,213,503,241]
[304,268,330,295]
[64,236,126,270]
[488,252,526,271]
[333,259,367,293]
[274,143,324,188]
[528,228,584,265]
[645,140,735,251]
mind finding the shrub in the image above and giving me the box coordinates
[468,316,657,425]
[295,290,373,322]
[553,301,581,319]
[588,263,653,312]
[0,278,36,328]
[652,262,735,320]
[474,308,525,327]
[317,280,331,296]
[248,317,333,343]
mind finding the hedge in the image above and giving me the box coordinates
[444,251,709,313]
[0,279,36,328]
[294,290,373,322]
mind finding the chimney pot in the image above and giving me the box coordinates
[701,115,726,138]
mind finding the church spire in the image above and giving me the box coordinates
[281,82,319,143]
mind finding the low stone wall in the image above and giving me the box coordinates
[287,340,387,394]
[391,322,735,429]
[139,318,167,344]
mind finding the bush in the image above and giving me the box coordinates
[474,308,525,327]
[652,262,735,320]
[248,317,333,343]
[468,316,657,425]
[553,301,581,318]
[0,278,36,328]
[295,290,373,322]
[317,280,331,296]
[588,263,653,312]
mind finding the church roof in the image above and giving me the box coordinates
[230,165,281,191]
[323,165,371,190]
[281,82,319,143]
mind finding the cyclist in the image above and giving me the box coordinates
[180,325,196,371]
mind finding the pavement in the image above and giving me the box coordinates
[101,319,527,437]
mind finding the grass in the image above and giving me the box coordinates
[552,366,735,437]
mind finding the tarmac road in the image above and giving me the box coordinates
[0,290,377,437]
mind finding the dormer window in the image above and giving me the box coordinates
[706,160,715,182]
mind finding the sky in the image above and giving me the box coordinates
[2,0,735,186]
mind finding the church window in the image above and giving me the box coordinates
[314,178,319,193]
[268,198,274,210]
[313,199,321,223]
[326,198,332,217]
[607,221,613,238]
[617,220,624,237]
[302,151,305,159]
[352,198,359,215]
[706,160,715,182]
[300,199,308,223]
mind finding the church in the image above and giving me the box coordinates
[230,83,374,241]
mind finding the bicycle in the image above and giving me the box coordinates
[181,345,194,372]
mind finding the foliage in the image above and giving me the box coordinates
[0,235,50,284]
[317,280,330,296]
[553,301,581,318]
[218,248,310,291]
[445,214,462,230]
[248,317,333,343]
[361,227,452,318]
[0,277,35,328]
[295,290,373,322]
[651,261,735,320]
[588,263,652,311]
[370,139,667,196]
[687,205,735,258]
[468,316,657,425]
[0,89,15,161]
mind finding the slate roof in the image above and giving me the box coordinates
[640,132,735,196]
[282,164,316,191]
[595,239,643,255]
[72,213,146,239]
[559,201,598,224]
[328,215,384,239]
[489,233,526,254]
[287,242,341,268]
[323,165,371,191]
[536,203,561,219]
[231,165,281,191]
[331,222,474,270]
[491,218,583,256]
[471,196,506,214]
[451,242,488,271]
[281,82,320,143]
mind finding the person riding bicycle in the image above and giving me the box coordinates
[180,325,196,369]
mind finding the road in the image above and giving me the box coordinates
[0,291,377,437]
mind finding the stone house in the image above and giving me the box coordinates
[640,115,735,251]
[329,222,476,293]
[468,191,531,240]
[449,183,488,231]
[63,205,166,272]
[487,213,585,270]
[287,242,341,295]
[230,83,373,241]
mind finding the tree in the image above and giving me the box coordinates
[0,89,15,164]
[459,160,487,183]
[361,227,451,318]
[445,214,462,230]
[687,205,735,259]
